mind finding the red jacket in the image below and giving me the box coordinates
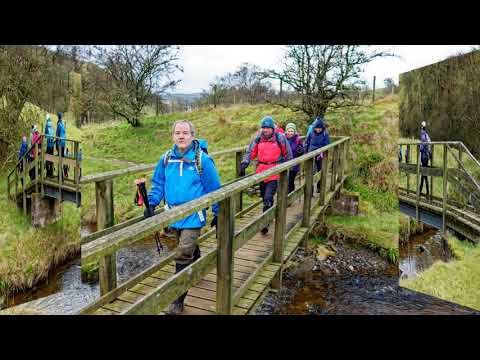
[246,132,292,183]
[30,132,42,159]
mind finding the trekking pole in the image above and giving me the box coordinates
[135,178,163,255]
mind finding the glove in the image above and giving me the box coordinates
[210,215,218,228]
[144,205,156,218]
[239,161,248,177]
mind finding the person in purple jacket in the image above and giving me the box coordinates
[285,123,304,194]
[419,121,432,197]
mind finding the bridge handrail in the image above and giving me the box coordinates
[81,136,349,264]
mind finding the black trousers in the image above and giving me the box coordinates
[288,170,298,194]
[315,157,323,191]
[260,180,278,212]
[419,158,429,195]
[46,146,54,177]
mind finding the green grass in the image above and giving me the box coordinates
[400,234,480,311]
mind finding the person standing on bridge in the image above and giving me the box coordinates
[285,122,304,194]
[44,114,55,177]
[419,121,432,197]
[18,135,28,183]
[144,120,221,315]
[56,112,68,178]
[305,117,330,193]
[240,116,293,235]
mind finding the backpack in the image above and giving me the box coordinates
[163,143,204,176]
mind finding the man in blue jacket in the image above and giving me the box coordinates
[144,120,221,315]
[305,117,330,192]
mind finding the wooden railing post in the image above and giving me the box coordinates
[330,146,337,191]
[22,157,27,215]
[35,143,39,193]
[74,141,80,206]
[302,158,314,228]
[406,144,411,194]
[319,151,329,206]
[430,144,434,201]
[442,144,448,234]
[235,150,243,213]
[58,143,63,202]
[416,144,421,221]
[338,142,346,183]
[40,138,45,198]
[95,179,116,295]
[216,195,235,314]
[272,170,288,289]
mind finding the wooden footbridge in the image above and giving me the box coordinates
[79,136,350,315]
[7,135,82,214]
[398,141,480,243]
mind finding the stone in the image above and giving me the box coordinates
[31,193,61,227]
[330,192,359,216]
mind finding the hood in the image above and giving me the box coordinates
[312,117,325,130]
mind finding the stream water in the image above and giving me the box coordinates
[399,229,453,280]
[255,239,478,315]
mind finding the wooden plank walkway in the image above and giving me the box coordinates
[84,168,345,315]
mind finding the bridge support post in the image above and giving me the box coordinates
[330,147,337,191]
[235,150,243,213]
[96,179,117,295]
[301,158,314,249]
[22,157,27,215]
[406,144,410,195]
[430,145,434,201]
[442,144,448,234]
[338,141,346,183]
[272,170,288,289]
[216,195,235,315]
[416,144,420,221]
[319,151,329,206]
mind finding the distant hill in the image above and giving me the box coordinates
[162,93,204,103]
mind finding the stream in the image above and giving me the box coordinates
[255,239,478,315]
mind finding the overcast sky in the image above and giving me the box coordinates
[174,45,478,93]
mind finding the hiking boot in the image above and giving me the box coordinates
[166,302,184,315]
[261,227,269,235]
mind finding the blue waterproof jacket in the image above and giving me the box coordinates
[45,119,55,149]
[18,141,27,160]
[56,120,66,148]
[305,118,330,153]
[147,140,221,229]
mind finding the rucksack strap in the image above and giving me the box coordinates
[163,148,203,176]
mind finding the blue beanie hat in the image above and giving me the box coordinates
[260,116,275,129]
[57,112,62,120]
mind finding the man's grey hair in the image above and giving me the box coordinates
[172,120,195,136]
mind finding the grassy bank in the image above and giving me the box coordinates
[400,234,480,311]
[0,109,82,298]
[81,98,400,262]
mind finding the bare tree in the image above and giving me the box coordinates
[0,46,49,169]
[93,45,182,127]
[261,45,394,120]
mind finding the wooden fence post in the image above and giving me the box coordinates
[35,143,39,193]
[22,157,27,215]
[406,144,410,194]
[338,142,346,183]
[41,139,45,198]
[216,195,235,314]
[74,141,80,206]
[235,150,243,213]
[272,170,288,289]
[442,144,448,234]
[95,179,116,295]
[430,144,434,201]
[330,146,337,191]
[319,151,329,206]
[416,144,420,221]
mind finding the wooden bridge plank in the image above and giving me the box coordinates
[140,277,165,288]
[183,295,216,313]
[117,290,145,304]
[102,299,132,313]
[94,307,118,315]
[129,283,156,296]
